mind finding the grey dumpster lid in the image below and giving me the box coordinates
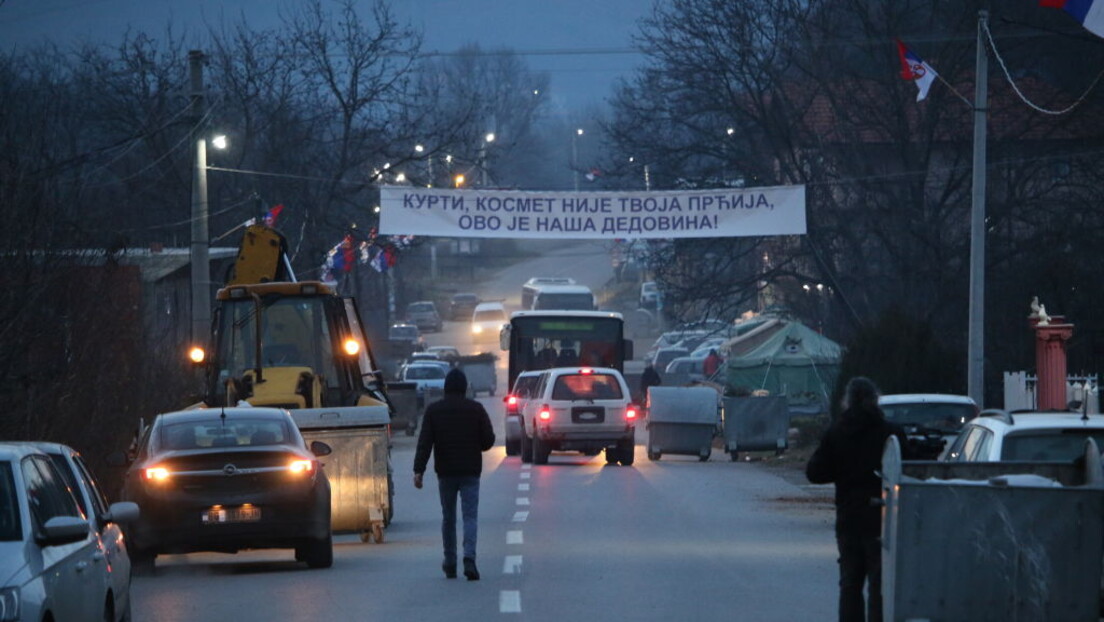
[290,405,391,430]
[648,386,718,424]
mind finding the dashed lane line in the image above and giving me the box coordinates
[516,497,530,506]
[520,472,531,480]
[518,483,530,491]
[503,555,523,574]
[512,511,529,522]
[507,530,523,544]
[500,590,522,613]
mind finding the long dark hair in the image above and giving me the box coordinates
[842,376,880,412]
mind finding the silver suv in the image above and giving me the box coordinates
[518,367,637,466]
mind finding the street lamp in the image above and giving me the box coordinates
[415,144,433,187]
[572,128,584,191]
[479,132,496,187]
[191,132,228,347]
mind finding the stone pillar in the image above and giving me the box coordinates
[1033,315,1073,411]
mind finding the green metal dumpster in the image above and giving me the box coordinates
[721,395,788,460]
[881,436,1104,621]
[290,406,393,543]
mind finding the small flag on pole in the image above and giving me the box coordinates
[896,39,938,102]
[264,204,284,227]
[1040,0,1104,37]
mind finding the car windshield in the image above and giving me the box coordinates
[405,366,446,380]
[1000,429,1104,461]
[552,374,623,400]
[409,303,434,312]
[160,418,292,450]
[474,309,505,322]
[881,402,976,433]
[390,326,418,339]
[0,463,20,541]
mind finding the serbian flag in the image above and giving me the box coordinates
[330,235,356,273]
[1041,0,1104,37]
[263,204,284,227]
[896,39,938,102]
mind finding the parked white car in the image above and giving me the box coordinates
[0,443,138,622]
[942,410,1104,462]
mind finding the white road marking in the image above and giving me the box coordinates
[518,483,530,491]
[520,472,531,480]
[507,530,523,544]
[512,511,529,522]
[503,555,523,574]
[516,497,530,506]
[521,464,531,470]
[500,590,522,613]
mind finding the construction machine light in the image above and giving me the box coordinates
[188,346,206,364]
[342,338,361,356]
[289,460,313,474]
[228,287,248,299]
[144,467,171,482]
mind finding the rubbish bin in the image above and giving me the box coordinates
[290,406,394,543]
[721,395,788,461]
[881,436,1104,621]
[646,386,719,461]
[458,353,498,397]
[385,381,420,436]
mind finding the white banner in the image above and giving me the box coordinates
[378,185,805,239]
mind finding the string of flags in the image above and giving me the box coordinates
[320,229,415,283]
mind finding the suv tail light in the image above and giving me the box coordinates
[625,405,638,420]
[538,405,551,421]
[507,395,518,407]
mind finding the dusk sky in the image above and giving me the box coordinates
[0,0,653,115]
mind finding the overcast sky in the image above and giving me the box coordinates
[0,0,652,115]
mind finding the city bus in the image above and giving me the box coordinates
[500,310,633,390]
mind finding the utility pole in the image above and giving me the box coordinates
[967,11,989,406]
[189,50,211,347]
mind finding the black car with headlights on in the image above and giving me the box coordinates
[116,407,333,570]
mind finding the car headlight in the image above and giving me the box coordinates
[0,586,19,622]
[472,325,483,334]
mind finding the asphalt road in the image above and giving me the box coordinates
[131,244,840,620]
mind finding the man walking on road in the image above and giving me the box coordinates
[414,368,495,580]
[805,377,908,622]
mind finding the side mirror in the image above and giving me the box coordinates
[103,501,140,525]
[39,516,88,547]
[310,441,333,457]
[105,451,130,467]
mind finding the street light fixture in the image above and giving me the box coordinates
[211,134,229,150]
[480,133,496,187]
[572,128,585,191]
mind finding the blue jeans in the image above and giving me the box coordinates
[437,476,480,565]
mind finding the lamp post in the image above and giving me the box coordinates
[190,132,227,347]
[572,128,584,191]
[479,132,495,187]
[415,144,433,187]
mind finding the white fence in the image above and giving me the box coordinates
[1003,371,1099,413]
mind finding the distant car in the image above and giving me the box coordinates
[389,322,425,352]
[471,302,507,343]
[449,293,480,321]
[1,442,136,622]
[640,281,659,309]
[504,371,543,457]
[118,407,334,569]
[30,442,140,621]
[689,338,728,358]
[942,410,1104,462]
[651,346,690,372]
[425,345,461,363]
[878,394,978,459]
[664,356,706,383]
[518,367,637,466]
[406,300,443,332]
[399,362,449,395]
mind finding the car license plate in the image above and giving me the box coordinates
[202,506,261,524]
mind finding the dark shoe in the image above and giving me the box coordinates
[463,557,480,581]
[442,563,457,579]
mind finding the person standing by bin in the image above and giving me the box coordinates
[702,348,723,379]
[805,376,908,622]
[414,368,495,581]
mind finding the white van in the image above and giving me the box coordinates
[471,302,507,343]
[531,284,595,311]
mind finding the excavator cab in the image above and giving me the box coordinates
[201,281,387,409]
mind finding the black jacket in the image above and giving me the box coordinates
[640,366,661,394]
[414,394,495,477]
[805,405,907,535]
